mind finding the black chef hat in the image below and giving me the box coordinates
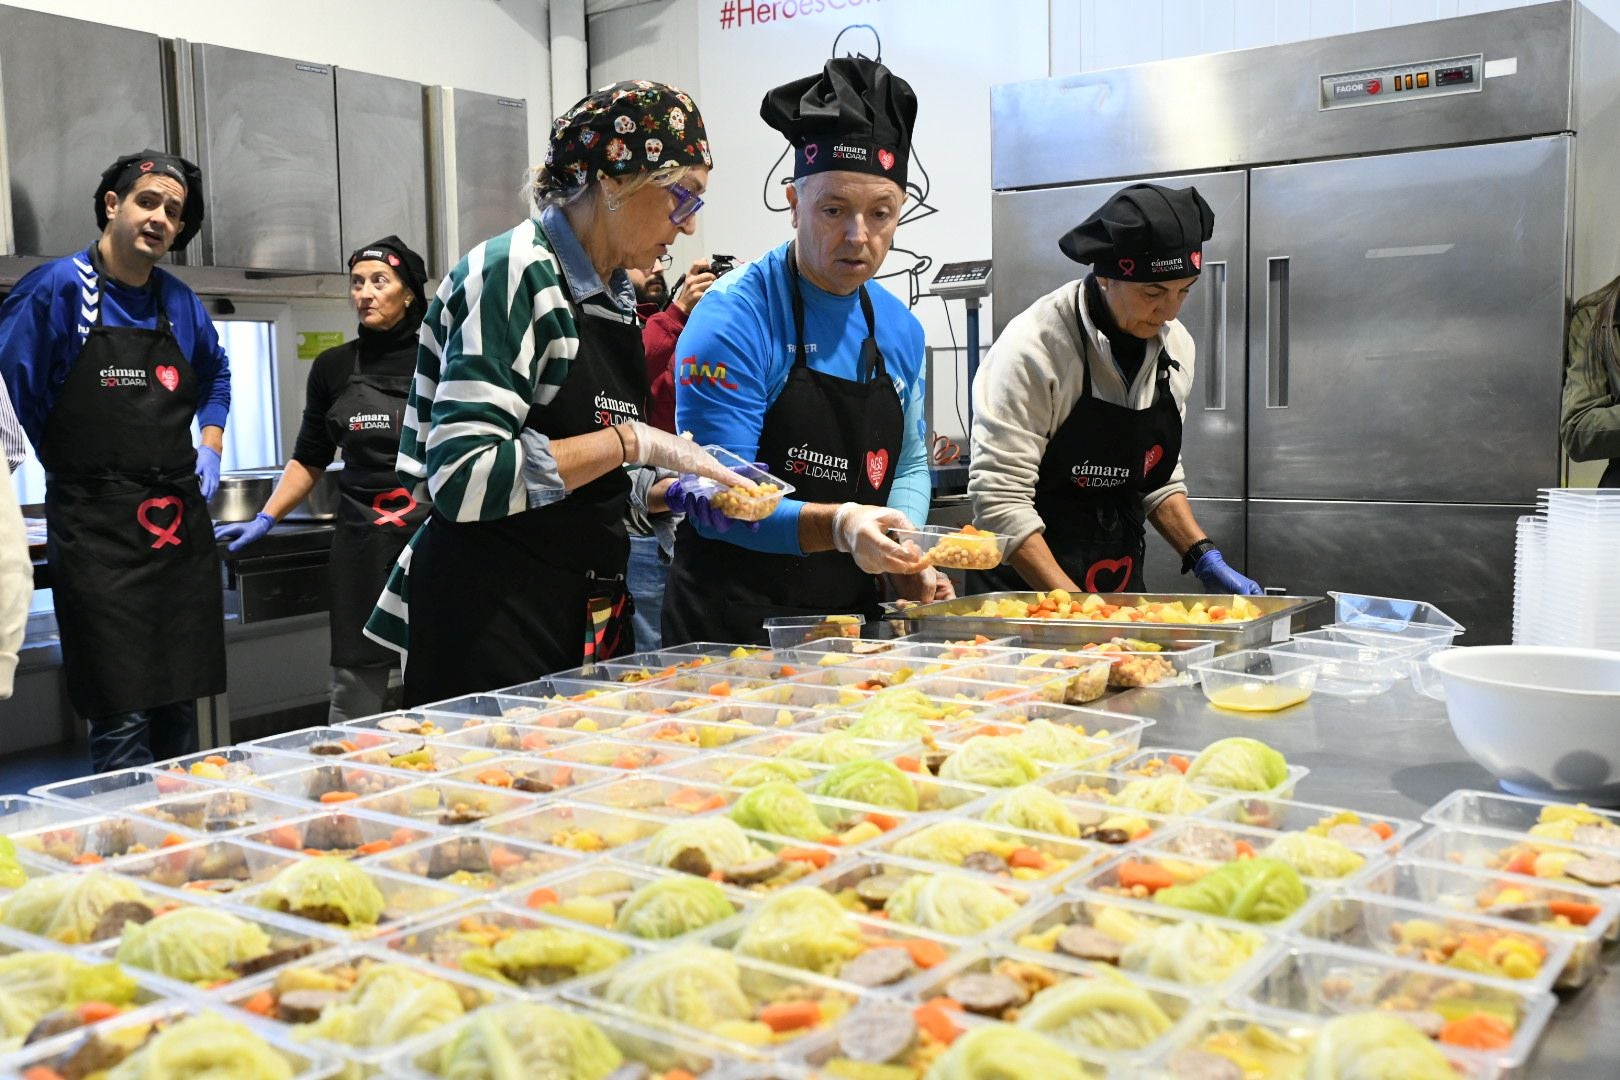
[94,150,205,253]
[760,57,918,190]
[348,236,429,305]
[1059,184,1214,282]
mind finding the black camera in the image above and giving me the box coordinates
[708,254,737,278]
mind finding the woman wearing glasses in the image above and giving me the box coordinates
[364,81,741,705]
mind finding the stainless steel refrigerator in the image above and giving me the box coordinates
[989,1,1620,642]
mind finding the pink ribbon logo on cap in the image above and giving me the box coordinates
[372,487,418,527]
[1118,258,1136,278]
[136,496,184,549]
[803,143,819,165]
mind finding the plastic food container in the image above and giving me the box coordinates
[709,906,963,997]
[1263,637,1401,697]
[967,794,1181,850]
[1112,747,1310,802]
[1410,646,1453,700]
[927,718,1132,776]
[1189,648,1321,712]
[565,775,741,819]
[1292,890,1574,995]
[619,824,845,896]
[1230,942,1555,1071]
[242,810,436,861]
[791,636,918,660]
[1329,590,1464,637]
[1144,819,1388,889]
[1033,639,1219,690]
[379,903,649,992]
[890,523,1013,570]
[546,660,693,697]
[929,661,1084,704]
[900,671,1058,708]
[617,717,789,753]
[789,1001,993,1079]
[1423,788,1620,839]
[334,710,487,739]
[804,856,1036,939]
[1038,768,1227,816]
[414,692,569,725]
[93,900,345,992]
[874,816,1107,887]
[1322,620,1460,654]
[99,836,306,895]
[505,861,752,935]
[362,832,580,894]
[230,761,418,805]
[480,799,671,857]
[537,736,697,772]
[1002,892,1283,993]
[723,727,911,763]
[153,746,312,783]
[236,863,476,938]
[0,1000,342,1080]
[1359,858,1618,986]
[9,814,199,868]
[763,613,866,649]
[438,756,619,799]
[989,651,1115,704]
[346,740,512,778]
[663,697,817,731]
[244,726,418,768]
[32,764,221,811]
[1072,851,1320,931]
[681,444,796,521]
[736,679,873,712]
[1197,794,1422,856]
[427,720,593,756]
[1402,824,1620,896]
[646,751,834,790]
[346,778,542,830]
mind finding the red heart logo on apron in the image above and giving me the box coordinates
[1190,250,1202,270]
[154,365,179,392]
[371,487,418,527]
[1083,556,1133,593]
[865,449,889,489]
[877,149,896,171]
[136,496,185,549]
[1144,444,1164,474]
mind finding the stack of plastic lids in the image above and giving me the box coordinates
[1327,591,1464,655]
[1516,489,1620,648]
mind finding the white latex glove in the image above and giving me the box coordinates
[619,422,745,487]
[832,503,929,575]
[892,565,955,602]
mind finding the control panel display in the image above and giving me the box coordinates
[929,260,993,300]
[1320,53,1484,110]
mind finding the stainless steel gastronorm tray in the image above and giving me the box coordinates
[899,592,1328,653]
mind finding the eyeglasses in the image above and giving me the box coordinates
[668,182,704,225]
[653,253,673,270]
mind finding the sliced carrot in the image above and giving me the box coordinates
[1439,1014,1513,1050]
[709,681,733,697]
[391,827,419,847]
[241,990,276,1017]
[913,1002,961,1045]
[972,635,990,644]
[525,887,560,909]
[474,768,513,788]
[520,732,554,751]
[780,846,834,869]
[708,870,725,881]
[1130,827,1153,841]
[264,825,302,851]
[552,766,574,787]
[303,848,323,857]
[75,1001,121,1024]
[488,846,524,874]
[894,755,922,773]
[1550,900,1603,926]
[351,733,386,749]
[778,666,798,678]
[1503,851,1537,876]
[1233,840,1257,859]
[1369,821,1394,841]
[22,1067,66,1080]
[693,793,728,814]
[865,812,902,831]
[1167,754,1191,774]
[667,787,711,810]
[337,739,360,753]
[71,853,103,865]
[902,938,949,968]
[1007,847,1047,870]
[758,1000,822,1033]
[320,790,359,803]
[354,840,393,856]
[159,833,188,848]
[1116,861,1177,893]
[665,1072,697,1080]
[611,753,642,770]
[203,755,229,768]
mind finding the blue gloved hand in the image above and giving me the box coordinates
[195,445,222,500]
[665,468,764,534]
[215,512,273,552]
[1192,548,1264,596]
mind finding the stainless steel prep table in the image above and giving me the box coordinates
[1104,679,1619,1076]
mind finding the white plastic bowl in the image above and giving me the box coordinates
[1430,646,1620,802]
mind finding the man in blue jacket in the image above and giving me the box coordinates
[0,150,230,771]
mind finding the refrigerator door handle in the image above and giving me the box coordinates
[1203,260,1228,411]
[1265,255,1291,408]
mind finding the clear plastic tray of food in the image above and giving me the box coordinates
[891,523,1013,571]
[806,754,990,813]
[1189,648,1321,711]
[1112,747,1310,802]
[98,836,307,896]
[1263,637,1402,697]
[534,736,697,772]
[1423,789,1620,845]
[762,613,866,649]
[648,751,832,791]
[967,791,1183,851]
[0,999,343,1080]
[1038,768,1226,816]
[334,709,493,739]
[1197,794,1422,856]
[731,680,876,713]
[1359,858,1618,986]
[415,691,576,725]
[1072,850,1319,931]
[0,924,180,1028]
[357,737,518,777]
[901,670,1064,707]
[1289,625,1441,660]
[789,999,1001,1080]
[213,942,519,1076]
[1230,942,1555,1071]
[9,815,199,869]
[660,697,818,731]
[436,756,619,799]
[427,720,596,755]
[1145,819,1389,888]
[618,815,848,895]
[921,661,1083,703]
[346,778,543,830]
[565,775,742,819]
[1020,638,1219,690]
[874,816,1107,888]
[779,664,914,700]
[562,942,862,1060]
[805,856,1037,939]
[124,786,327,837]
[1318,621,1459,655]
[924,715,1140,777]
[1003,891,1282,993]
[1329,590,1464,635]
[505,862,755,941]
[1402,824,1620,895]
[244,726,421,767]
[231,761,419,805]
[546,660,695,698]
[1292,890,1574,995]
[31,764,221,811]
[480,800,671,857]
[694,654,827,684]
[152,746,312,784]
[681,445,795,521]
[791,636,922,660]
[235,861,477,938]
[971,651,1114,704]
[243,810,435,861]
[95,899,346,993]
[722,727,915,764]
[616,717,788,752]
[377,902,649,992]
[362,832,580,894]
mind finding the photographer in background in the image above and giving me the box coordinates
[624,255,727,650]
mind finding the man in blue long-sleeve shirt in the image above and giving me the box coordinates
[0,149,230,771]
[661,57,952,646]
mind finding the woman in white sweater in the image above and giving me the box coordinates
[967,183,1261,597]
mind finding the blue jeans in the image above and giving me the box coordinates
[88,700,198,773]
[626,533,667,654]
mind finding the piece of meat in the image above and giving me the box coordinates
[89,901,154,943]
[506,963,576,986]
[428,839,490,879]
[304,765,347,800]
[722,857,784,886]
[945,972,1027,1016]
[1055,925,1123,964]
[924,753,950,776]
[1091,827,1132,845]
[1167,1049,1245,1080]
[307,742,349,756]
[837,947,916,987]
[303,814,363,853]
[1483,901,1554,923]
[230,942,317,978]
[854,872,907,909]
[1565,856,1620,888]
[275,989,345,1023]
[59,1031,140,1080]
[669,847,713,877]
[962,851,1009,875]
[377,715,427,734]
[1071,805,1107,828]
[512,775,555,794]
[286,902,354,926]
[1572,825,1620,852]
[1174,825,1238,862]
[439,806,489,826]
[24,1008,88,1045]
[837,1006,918,1063]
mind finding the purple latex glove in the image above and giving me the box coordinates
[1192,548,1263,595]
[666,466,765,534]
[194,445,222,500]
[214,512,273,552]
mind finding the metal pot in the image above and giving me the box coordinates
[209,464,345,523]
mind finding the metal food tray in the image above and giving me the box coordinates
[898,591,1327,653]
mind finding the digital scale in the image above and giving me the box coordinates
[928,260,992,429]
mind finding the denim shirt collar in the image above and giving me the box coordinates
[538,205,636,314]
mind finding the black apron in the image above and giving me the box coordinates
[1601,460,1620,488]
[41,253,226,718]
[969,283,1183,596]
[325,345,430,669]
[662,246,904,646]
[401,290,645,706]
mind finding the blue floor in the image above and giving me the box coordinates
[0,742,88,796]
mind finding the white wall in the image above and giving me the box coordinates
[2,0,555,157]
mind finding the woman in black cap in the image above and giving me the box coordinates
[218,236,434,720]
[967,184,1261,597]
[660,57,947,647]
